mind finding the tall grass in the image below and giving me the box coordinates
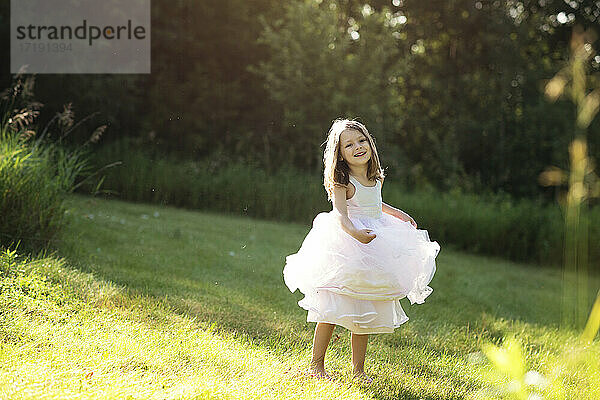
[0,129,90,250]
[89,139,600,271]
[0,75,94,251]
[87,139,328,223]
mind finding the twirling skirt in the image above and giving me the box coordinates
[283,210,440,334]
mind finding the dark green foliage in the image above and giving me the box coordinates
[2,1,598,201]
[253,0,600,197]
[383,187,569,267]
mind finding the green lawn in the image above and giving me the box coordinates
[1,195,599,399]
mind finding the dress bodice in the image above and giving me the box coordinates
[347,175,383,219]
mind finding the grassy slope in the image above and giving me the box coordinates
[1,195,599,399]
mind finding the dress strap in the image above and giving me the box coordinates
[349,174,377,188]
[348,175,361,191]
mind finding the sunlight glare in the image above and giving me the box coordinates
[557,12,568,24]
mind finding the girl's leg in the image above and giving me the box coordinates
[350,333,369,377]
[310,322,335,377]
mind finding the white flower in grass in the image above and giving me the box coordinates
[524,370,548,389]
[229,251,235,256]
[153,211,160,217]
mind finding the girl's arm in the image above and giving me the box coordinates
[333,184,376,243]
[382,202,417,227]
[333,184,358,236]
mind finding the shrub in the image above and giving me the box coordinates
[0,76,95,251]
[0,129,90,250]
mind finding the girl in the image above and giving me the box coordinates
[283,119,440,382]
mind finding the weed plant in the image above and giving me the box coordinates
[0,129,85,249]
[0,75,100,251]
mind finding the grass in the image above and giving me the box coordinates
[1,195,599,399]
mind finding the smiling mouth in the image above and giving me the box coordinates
[354,151,366,157]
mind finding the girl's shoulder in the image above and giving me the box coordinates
[333,181,355,200]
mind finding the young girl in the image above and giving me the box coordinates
[283,119,440,382]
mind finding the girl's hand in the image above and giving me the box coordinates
[355,228,376,244]
[394,211,417,228]
[407,217,417,228]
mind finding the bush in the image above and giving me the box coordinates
[0,129,89,250]
[0,76,93,251]
[383,187,568,267]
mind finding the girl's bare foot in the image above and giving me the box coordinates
[352,371,373,384]
[308,366,333,380]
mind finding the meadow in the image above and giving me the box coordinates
[1,195,598,399]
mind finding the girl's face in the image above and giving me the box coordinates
[339,128,372,167]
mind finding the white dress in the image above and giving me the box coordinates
[283,175,440,334]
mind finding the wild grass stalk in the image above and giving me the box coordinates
[0,75,102,251]
[541,25,600,330]
[480,25,600,399]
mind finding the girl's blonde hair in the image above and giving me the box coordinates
[323,118,385,202]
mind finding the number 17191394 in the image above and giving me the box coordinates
[19,42,73,53]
